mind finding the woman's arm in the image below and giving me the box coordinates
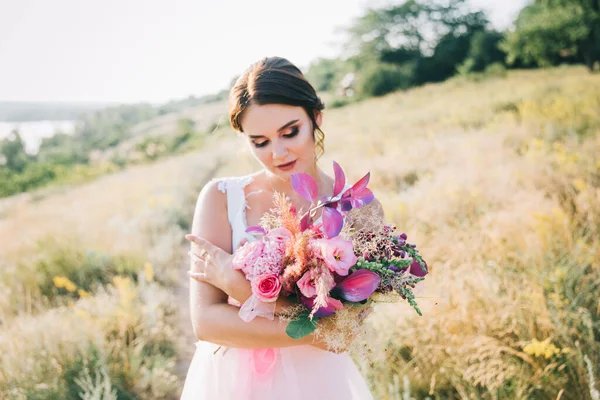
[193,301,320,349]
[188,180,329,350]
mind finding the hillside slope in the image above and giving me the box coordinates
[1,66,599,399]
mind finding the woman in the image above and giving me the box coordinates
[181,56,377,399]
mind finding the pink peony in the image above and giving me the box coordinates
[297,269,335,298]
[232,240,264,276]
[250,241,285,277]
[252,274,282,302]
[316,237,357,276]
[267,227,293,243]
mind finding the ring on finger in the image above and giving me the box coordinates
[189,250,207,260]
[188,252,206,266]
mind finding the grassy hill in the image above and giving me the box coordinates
[1,66,599,399]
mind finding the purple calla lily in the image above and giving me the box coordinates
[298,293,344,317]
[291,173,318,203]
[409,259,428,277]
[333,269,381,302]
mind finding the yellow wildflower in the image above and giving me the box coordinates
[53,276,77,292]
[523,338,561,359]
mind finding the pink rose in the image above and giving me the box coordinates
[267,227,293,243]
[251,274,282,302]
[316,237,357,276]
[297,269,335,298]
[232,240,264,276]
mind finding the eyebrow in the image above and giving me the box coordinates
[248,119,299,139]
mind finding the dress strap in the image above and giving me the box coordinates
[215,175,254,250]
[216,175,253,227]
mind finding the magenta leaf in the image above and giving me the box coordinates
[340,198,353,212]
[332,161,346,197]
[300,213,311,232]
[299,294,344,317]
[351,172,370,193]
[322,207,344,238]
[245,225,266,235]
[291,173,318,203]
[333,269,381,302]
[338,171,375,210]
[351,187,374,207]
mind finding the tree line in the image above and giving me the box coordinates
[1,0,598,198]
[305,0,600,100]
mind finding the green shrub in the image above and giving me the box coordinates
[355,62,413,98]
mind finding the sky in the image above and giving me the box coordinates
[0,0,528,104]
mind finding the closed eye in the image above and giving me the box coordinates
[253,140,269,148]
[252,127,299,148]
[283,127,299,139]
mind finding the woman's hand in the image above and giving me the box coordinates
[185,234,238,294]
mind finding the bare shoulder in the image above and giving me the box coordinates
[193,179,227,217]
[191,179,232,253]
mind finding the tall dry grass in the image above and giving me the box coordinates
[338,66,600,400]
[0,65,599,399]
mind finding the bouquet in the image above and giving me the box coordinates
[232,161,428,350]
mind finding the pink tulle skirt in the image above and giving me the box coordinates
[180,340,374,399]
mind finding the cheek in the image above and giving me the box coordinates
[291,128,316,154]
[247,142,272,164]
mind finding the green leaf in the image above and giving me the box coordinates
[286,312,318,339]
[347,299,373,308]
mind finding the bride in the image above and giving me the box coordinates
[180,56,378,399]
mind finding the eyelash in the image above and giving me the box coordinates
[253,127,299,148]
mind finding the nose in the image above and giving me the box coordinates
[272,139,288,160]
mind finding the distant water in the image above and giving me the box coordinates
[0,120,76,154]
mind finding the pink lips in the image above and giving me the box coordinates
[276,160,296,171]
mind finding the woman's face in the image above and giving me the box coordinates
[240,103,322,179]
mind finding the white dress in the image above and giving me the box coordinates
[180,174,374,400]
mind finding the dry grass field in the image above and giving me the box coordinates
[1,66,599,399]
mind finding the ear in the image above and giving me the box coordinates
[313,110,323,127]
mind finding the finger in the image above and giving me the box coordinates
[188,250,206,263]
[188,271,206,282]
[188,252,207,271]
[185,234,211,250]
[185,234,223,258]
[188,249,208,262]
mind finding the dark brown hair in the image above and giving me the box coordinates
[228,56,326,159]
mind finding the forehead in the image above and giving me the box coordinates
[241,103,307,136]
